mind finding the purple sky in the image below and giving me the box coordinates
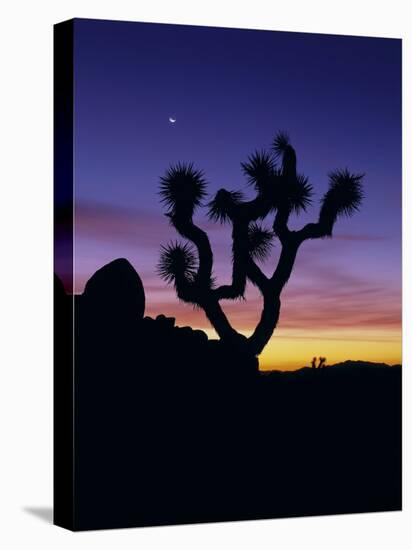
[57,19,402,366]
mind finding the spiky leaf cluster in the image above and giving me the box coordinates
[272,131,290,158]
[208,189,244,223]
[241,151,276,192]
[273,131,299,186]
[276,173,313,214]
[159,163,207,217]
[157,242,198,285]
[319,169,364,233]
[247,223,274,262]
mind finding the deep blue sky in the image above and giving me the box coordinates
[68,19,401,367]
[73,19,401,229]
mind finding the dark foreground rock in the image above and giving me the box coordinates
[55,263,402,530]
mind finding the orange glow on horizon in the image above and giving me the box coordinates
[72,256,402,372]
[197,327,401,371]
[145,297,401,370]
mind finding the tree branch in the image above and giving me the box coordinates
[173,273,198,304]
[201,299,240,341]
[213,218,249,300]
[296,220,331,243]
[248,293,281,355]
[270,238,300,294]
[170,214,214,288]
[273,206,291,244]
[247,257,269,291]
[239,192,274,221]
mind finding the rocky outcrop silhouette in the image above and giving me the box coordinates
[72,259,258,379]
[54,262,401,530]
[82,258,145,321]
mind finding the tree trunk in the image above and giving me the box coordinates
[202,299,240,342]
[248,292,281,356]
[247,238,299,356]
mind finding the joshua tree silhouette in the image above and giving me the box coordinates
[158,132,363,359]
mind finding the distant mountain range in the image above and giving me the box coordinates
[263,360,401,377]
[326,360,401,369]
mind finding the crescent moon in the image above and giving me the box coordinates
[169,117,176,123]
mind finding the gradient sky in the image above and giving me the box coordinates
[61,18,401,370]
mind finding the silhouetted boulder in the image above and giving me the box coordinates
[82,258,145,320]
[156,314,175,328]
[193,329,208,345]
[176,326,193,337]
[143,316,155,323]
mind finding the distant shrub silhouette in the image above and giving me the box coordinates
[311,357,317,369]
[158,132,364,361]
